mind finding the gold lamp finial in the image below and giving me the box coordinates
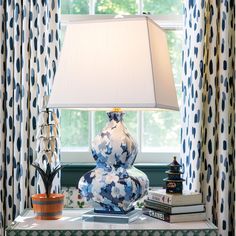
[112,107,122,112]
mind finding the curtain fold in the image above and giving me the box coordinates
[0,1,60,235]
[181,1,235,235]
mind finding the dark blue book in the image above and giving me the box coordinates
[144,199,205,214]
[142,207,206,223]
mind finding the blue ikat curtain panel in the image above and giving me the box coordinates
[0,0,60,234]
[181,0,235,235]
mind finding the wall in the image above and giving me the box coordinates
[61,163,169,187]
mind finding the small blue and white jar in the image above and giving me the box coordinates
[78,111,149,214]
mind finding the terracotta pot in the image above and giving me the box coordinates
[32,193,64,220]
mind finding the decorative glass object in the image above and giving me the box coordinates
[35,96,61,194]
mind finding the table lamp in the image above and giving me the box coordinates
[48,16,179,218]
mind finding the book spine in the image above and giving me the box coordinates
[142,208,170,222]
[148,193,173,205]
[144,202,172,214]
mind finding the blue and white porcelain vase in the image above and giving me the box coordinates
[78,111,149,214]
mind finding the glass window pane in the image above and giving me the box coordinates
[142,111,181,150]
[142,30,182,150]
[61,110,89,148]
[95,0,137,14]
[166,30,182,89]
[143,0,183,15]
[123,111,138,141]
[60,0,183,152]
[61,0,89,14]
[94,111,107,136]
[94,111,138,141]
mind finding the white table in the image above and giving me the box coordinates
[6,208,218,236]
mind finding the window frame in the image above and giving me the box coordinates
[60,12,183,164]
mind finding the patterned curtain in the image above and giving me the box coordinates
[0,0,60,235]
[181,1,235,235]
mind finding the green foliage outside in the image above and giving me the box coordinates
[61,0,183,15]
[60,0,183,150]
[61,110,89,147]
[142,0,183,15]
[61,0,89,14]
[95,0,137,14]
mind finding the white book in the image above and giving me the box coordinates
[148,189,202,206]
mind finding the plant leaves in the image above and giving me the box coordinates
[32,162,63,197]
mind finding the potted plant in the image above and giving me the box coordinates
[32,161,64,220]
[32,100,64,220]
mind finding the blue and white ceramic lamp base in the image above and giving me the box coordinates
[79,111,149,214]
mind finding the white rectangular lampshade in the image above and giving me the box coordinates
[48,16,179,110]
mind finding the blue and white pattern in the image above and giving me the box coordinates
[181,1,235,235]
[79,112,149,213]
[0,0,60,234]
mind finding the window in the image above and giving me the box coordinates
[60,0,183,163]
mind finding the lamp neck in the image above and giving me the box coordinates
[107,111,125,122]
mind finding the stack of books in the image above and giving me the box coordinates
[143,189,206,223]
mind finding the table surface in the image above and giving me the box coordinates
[7,208,217,231]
